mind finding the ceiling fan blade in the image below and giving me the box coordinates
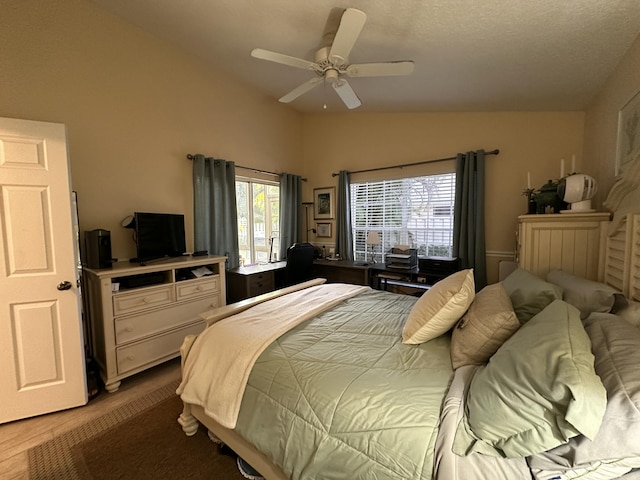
[346,61,415,77]
[328,8,367,64]
[332,78,361,110]
[279,77,323,103]
[251,48,318,71]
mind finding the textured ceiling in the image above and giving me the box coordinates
[91,0,640,113]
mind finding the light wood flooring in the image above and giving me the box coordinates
[0,358,182,480]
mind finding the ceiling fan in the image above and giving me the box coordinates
[251,8,415,110]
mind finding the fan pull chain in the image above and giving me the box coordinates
[323,77,327,110]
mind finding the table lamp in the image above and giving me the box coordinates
[366,231,381,263]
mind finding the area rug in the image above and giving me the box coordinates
[28,380,244,479]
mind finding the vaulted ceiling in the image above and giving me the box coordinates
[92,0,640,113]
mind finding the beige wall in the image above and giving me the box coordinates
[584,33,640,207]
[0,0,302,260]
[301,112,585,282]
[3,0,611,284]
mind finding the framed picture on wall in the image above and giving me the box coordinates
[616,89,640,176]
[316,222,332,238]
[314,187,335,219]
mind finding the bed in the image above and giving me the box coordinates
[177,153,640,480]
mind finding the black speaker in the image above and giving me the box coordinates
[85,229,113,269]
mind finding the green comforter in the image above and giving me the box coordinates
[234,288,453,480]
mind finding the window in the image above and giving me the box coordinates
[236,179,280,265]
[350,173,456,262]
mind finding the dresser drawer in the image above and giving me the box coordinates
[116,321,206,375]
[114,295,220,345]
[248,272,274,295]
[112,285,175,316]
[176,275,219,301]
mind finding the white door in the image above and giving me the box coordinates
[0,117,87,423]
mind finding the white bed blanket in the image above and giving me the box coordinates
[177,283,368,429]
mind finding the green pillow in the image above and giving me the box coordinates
[502,268,562,323]
[529,313,640,477]
[453,300,606,458]
[546,269,620,319]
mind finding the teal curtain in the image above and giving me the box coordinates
[336,170,353,261]
[453,150,486,290]
[279,173,302,260]
[192,155,240,269]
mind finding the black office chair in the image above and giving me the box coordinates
[284,243,315,286]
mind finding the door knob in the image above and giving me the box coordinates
[57,281,73,291]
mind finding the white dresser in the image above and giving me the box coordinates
[517,212,610,281]
[83,255,226,392]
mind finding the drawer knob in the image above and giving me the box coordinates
[126,355,134,361]
[142,297,150,304]
[125,326,134,332]
[196,286,203,291]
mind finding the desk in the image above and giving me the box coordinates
[368,264,425,291]
[313,259,370,285]
[227,258,458,302]
[368,261,460,295]
[378,277,431,292]
[313,260,456,292]
[228,260,369,303]
[226,261,286,303]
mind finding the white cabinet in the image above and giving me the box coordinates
[83,255,226,392]
[517,213,610,281]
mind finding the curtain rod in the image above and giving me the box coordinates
[186,154,307,182]
[331,149,500,177]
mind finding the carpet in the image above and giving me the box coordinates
[28,380,245,479]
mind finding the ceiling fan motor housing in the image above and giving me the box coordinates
[315,46,346,74]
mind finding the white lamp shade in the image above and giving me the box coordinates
[366,230,381,245]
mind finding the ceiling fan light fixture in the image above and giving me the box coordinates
[325,69,339,84]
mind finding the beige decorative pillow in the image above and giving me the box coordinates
[402,269,475,345]
[450,283,520,369]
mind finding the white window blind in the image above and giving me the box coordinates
[350,173,456,262]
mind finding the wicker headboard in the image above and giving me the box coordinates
[603,151,640,302]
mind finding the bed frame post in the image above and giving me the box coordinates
[177,334,199,435]
[178,403,199,436]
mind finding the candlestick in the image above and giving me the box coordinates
[571,154,576,174]
[527,171,531,189]
[560,158,565,178]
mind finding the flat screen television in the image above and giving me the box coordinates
[134,212,186,263]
